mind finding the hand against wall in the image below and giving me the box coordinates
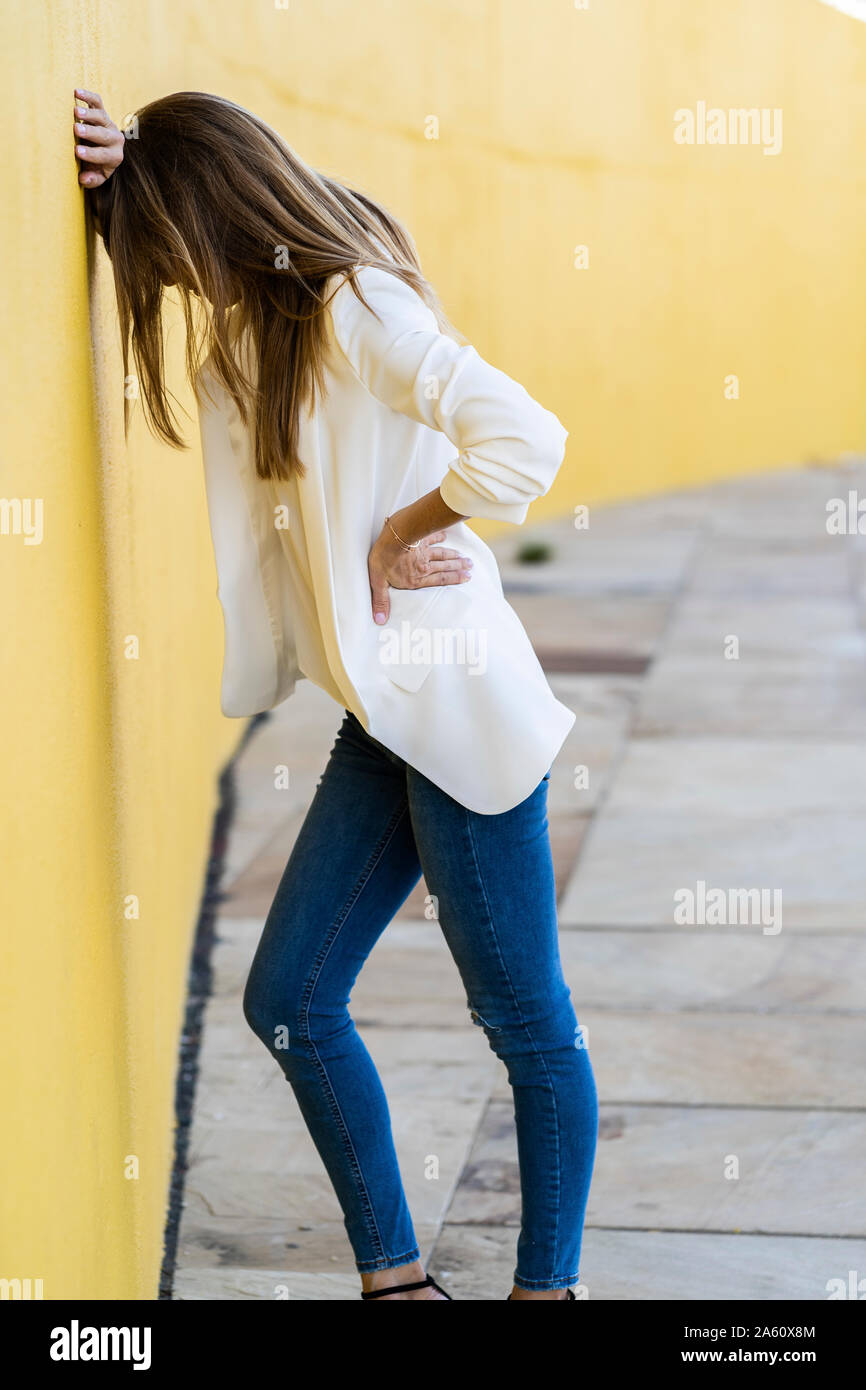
[73,88,125,188]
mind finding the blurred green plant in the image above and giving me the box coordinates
[515,540,554,565]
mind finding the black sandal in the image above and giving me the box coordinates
[362,1274,452,1300]
[505,1287,575,1300]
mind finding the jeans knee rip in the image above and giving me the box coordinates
[468,1002,501,1032]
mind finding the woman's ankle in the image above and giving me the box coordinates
[509,1285,571,1300]
[361,1259,428,1299]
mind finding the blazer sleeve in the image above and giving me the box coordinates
[328,264,569,524]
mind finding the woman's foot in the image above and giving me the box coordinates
[361,1260,450,1300]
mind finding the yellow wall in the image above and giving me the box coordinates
[1,0,865,1300]
[0,3,241,1301]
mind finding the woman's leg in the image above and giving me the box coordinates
[242,711,426,1277]
[406,765,598,1297]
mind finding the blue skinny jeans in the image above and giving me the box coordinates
[242,709,598,1291]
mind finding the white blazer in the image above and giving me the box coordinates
[194,264,575,814]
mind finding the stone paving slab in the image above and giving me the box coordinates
[186,1098,486,1231]
[545,673,641,813]
[181,1171,354,1226]
[591,738,866,817]
[635,661,866,739]
[557,930,866,1014]
[687,538,852,598]
[505,593,672,656]
[497,529,701,595]
[490,1011,866,1107]
[662,466,861,541]
[494,464,866,553]
[428,1226,866,1301]
[174,1269,362,1300]
[176,1216,441,1274]
[644,595,866,666]
[558,810,866,928]
[218,816,308,917]
[221,685,342,888]
[559,733,866,928]
[446,1100,866,1237]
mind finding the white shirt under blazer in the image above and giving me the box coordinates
[194,263,575,814]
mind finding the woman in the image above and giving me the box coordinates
[74,87,598,1301]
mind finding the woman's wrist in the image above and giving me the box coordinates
[376,526,408,566]
[384,514,420,551]
[388,490,469,549]
[386,506,420,548]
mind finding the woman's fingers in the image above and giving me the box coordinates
[75,88,108,112]
[424,548,473,577]
[425,546,470,562]
[73,88,125,186]
[368,558,391,625]
[74,119,114,146]
[411,553,474,586]
[75,104,109,127]
[425,555,472,573]
[413,569,472,587]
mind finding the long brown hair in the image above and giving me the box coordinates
[88,91,458,481]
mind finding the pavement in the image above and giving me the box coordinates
[172,462,866,1300]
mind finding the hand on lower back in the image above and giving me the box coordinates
[367,527,473,625]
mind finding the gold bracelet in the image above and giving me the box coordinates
[384,515,421,551]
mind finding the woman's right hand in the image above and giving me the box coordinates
[368,526,473,625]
[73,88,126,187]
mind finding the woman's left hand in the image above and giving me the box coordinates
[73,88,126,187]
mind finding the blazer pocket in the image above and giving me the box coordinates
[377,582,474,693]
